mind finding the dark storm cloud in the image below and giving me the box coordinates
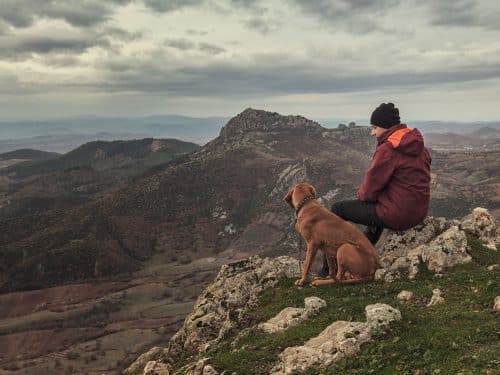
[422,0,500,30]
[142,0,204,13]
[81,50,500,98]
[165,38,196,50]
[291,0,401,34]
[230,0,261,7]
[164,38,225,54]
[199,42,225,54]
[0,28,142,61]
[0,0,127,28]
[186,29,209,36]
[0,35,110,60]
[0,24,143,61]
[243,17,274,34]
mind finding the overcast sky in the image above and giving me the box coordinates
[1,0,500,122]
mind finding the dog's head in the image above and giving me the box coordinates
[284,182,316,209]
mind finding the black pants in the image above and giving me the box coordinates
[319,200,385,277]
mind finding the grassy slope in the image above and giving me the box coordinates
[206,234,499,374]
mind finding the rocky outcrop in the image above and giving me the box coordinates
[126,256,300,373]
[271,304,401,374]
[219,108,322,140]
[143,361,171,375]
[375,209,497,282]
[258,297,326,334]
[461,207,498,249]
[125,347,168,374]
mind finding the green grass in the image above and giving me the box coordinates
[203,235,500,374]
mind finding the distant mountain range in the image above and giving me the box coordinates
[1,115,499,154]
[0,115,228,153]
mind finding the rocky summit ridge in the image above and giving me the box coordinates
[218,108,323,140]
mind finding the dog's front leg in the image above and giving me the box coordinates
[295,242,317,287]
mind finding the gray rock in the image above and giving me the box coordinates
[143,361,171,375]
[125,347,167,375]
[461,207,497,250]
[494,296,500,311]
[365,303,402,333]
[272,304,400,374]
[258,297,326,334]
[420,226,471,272]
[166,256,300,362]
[379,224,471,282]
[427,289,445,307]
[377,216,454,256]
[397,290,413,301]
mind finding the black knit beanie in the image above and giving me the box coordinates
[370,102,400,129]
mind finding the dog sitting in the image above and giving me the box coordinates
[284,182,381,287]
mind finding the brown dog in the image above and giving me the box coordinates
[284,182,381,287]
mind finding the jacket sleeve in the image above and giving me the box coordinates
[357,144,396,202]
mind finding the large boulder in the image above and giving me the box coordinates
[374,209,497,282]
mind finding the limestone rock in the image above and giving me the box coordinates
[377,216,455,256]
[461,207,497,250]
[143,361,171,375]
[179,358,218,375]
[202,364,218,375]
[272,304,400,374]
[494,296,500,311]
[379,224,471,282]
[420,226,471,272]
[365,303,402,333]
[487,264,499,271]
[165,256,300,362]
[125,347,167,374]
[397,290,413,301]
[272,321,371,374]
[427,289,445,307]
[258,297,326,334]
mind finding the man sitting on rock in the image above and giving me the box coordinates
[320,102,432,277]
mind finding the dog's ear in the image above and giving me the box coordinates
[309,185,316,198]
[284,189,294,208]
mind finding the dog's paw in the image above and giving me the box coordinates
[295,278,306,287]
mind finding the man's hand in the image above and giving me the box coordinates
[295,278,306,287]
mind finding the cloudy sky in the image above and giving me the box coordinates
[1,0,500,122]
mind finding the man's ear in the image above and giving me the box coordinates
[309,185,316,198]
[284,189,294,208]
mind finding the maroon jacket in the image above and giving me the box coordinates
[357,124,431,230]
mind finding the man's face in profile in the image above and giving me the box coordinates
[370,125,386,138]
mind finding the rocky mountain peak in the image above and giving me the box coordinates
[219,108,323,140]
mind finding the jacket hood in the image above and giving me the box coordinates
[378,124,424,156]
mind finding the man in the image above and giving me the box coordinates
[319,102,431,277]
